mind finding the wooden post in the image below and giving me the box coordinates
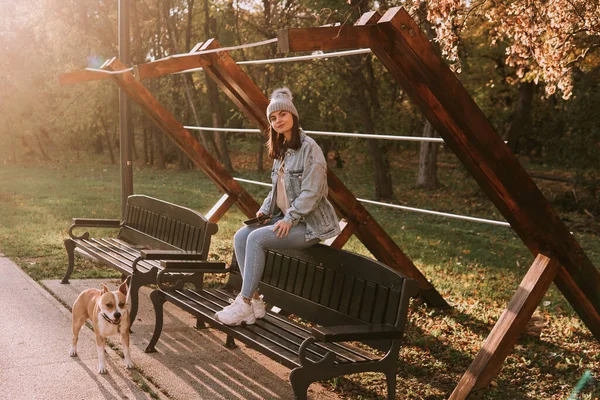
[450,253,560,399]
[206,194,237,223]
[323,219,356,249]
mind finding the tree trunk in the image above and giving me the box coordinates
[146,124,154,167]
[257,140,264,173]
[415,1,441,188]
[130,118,138,161]
[344,1,393,199]
[347,56,393,200]
[35,133,51,161]
[101,116,116,164]
[93,134,103,154]
[165,0,215,154]
[142,125,149,165]
[203,0,234,173]
[504,81,534,154]
[417,120,440,188]
[11,138,16,163]
[154,125,165,169]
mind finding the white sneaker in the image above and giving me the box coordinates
[252,295,267,319]
[214,295,256,326]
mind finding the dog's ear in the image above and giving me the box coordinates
[118,279,128,296]
[101,284,110,294]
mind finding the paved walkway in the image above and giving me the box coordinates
[1,255,339,400]
[0,255,160,399]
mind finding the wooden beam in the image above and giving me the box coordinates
[277,26,377,53]
[58,69,113,85]
[104,58,260,218]
[371,6,600,338]
[355,10,381,26]
[323,219,356,249]
[450,253,560,399]
[206,193,237,223]
[133,52,210,81]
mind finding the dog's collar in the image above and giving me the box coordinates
[101,312,121,325]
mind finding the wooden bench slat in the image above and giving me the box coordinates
[285,258,299,293]
[257,315,375,363]
[371,285,389,324]
[384,288,402,325]
[360,282,377,322]
[95,239,160,273]
[85,239,157,274]
[100,238,160,273]
[72,239,139,274]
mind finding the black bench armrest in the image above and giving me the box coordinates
[156,262,229,290]
[160,260,228,271]
[71,218,122,227]
[311,324,403,342]
[68,219,122,239]
[140,250,205,261]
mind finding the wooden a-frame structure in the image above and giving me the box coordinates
[60,6,599,398]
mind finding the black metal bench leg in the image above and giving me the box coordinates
[195,319,208,329]
[224,335,237,349]
[192,273,206,330]
[144,290,166,353]
[386,370,397,400]
[129,267,158,329]
[289,368,311,400]
[61,239,76,284]
[128,274,141,330]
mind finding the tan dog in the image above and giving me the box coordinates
[69,280,134,374]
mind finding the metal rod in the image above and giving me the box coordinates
[174,48,373,74]
[184,126,446,143]
[233,178,511,227]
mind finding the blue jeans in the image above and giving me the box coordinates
[234,216,320,298]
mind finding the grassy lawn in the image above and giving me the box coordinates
[0,154,598,399]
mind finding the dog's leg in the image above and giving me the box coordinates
[95,334,108,374]
[69,313,86,357]
[120,327,134,369]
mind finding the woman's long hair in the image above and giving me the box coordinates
[267,115,301,160]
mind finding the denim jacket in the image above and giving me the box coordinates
[258,130,341,241]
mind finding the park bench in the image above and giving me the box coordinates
[61,195,219,327]
[144,244,419,400]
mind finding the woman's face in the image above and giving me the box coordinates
[269,111,294,138]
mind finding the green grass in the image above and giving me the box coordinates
[0,154,598,399]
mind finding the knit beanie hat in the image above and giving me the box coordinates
[266,88,299,120]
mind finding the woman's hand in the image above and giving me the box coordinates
[256,211,269,225]
[272,220,292,238]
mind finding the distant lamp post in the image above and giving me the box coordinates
[119,0,133,219]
